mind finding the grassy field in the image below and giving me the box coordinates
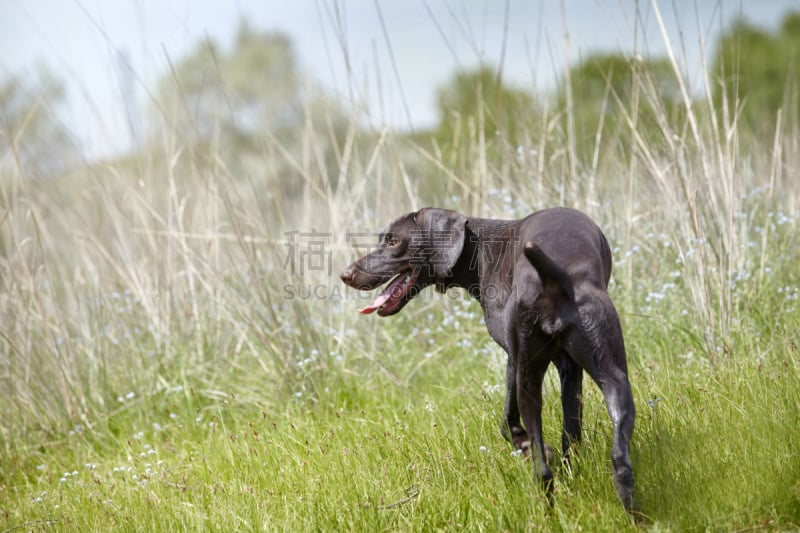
[3,26,800,533]
[2,339,799,531]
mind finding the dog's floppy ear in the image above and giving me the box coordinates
[415,208,468,279]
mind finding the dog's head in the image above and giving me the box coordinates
[339,208,467,316]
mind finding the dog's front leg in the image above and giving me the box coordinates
[555,353,583,462]
[516,355,554,493]
[501,353,528,449]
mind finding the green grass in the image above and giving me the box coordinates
[3,148,800,531]
[3,315,799,531]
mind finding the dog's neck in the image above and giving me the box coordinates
[443,218,517,304]
[442,225,481,299]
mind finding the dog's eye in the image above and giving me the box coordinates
[386,237,402,247]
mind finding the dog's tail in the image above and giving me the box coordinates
[523,241,575,301]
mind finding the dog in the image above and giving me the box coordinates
[339,207,636,511]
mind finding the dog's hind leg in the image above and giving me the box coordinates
[600,371,636,511]
[554,353,583,462]
[562,292,637,511]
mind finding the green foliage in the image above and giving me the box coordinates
[559,53,681,159]
[153,20,350,191]
[713,13,800,131]
[434,66,535,146]
[417,66,538,202]
[156,22,301,143]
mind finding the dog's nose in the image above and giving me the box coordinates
[339,266,355,284]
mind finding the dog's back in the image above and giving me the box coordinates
[518,207,612,290]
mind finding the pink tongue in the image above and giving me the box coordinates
[358,292,390,314]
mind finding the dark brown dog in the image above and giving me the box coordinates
[339,207,636,511]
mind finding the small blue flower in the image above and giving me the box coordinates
[647,397,662,408]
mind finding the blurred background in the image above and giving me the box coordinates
[2,0,799,165]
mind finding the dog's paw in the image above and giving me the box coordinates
[512,439,554,465]
[544,443,554,466]
[510,428,530,453]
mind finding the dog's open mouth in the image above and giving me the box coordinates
[358,269,419,316]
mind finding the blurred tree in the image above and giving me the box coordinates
[156,22,303,145]
[712,13,800,131]
[153,21,350,196]
[559,53,681,159]
[434,66,535,146]
[0,69,80,180]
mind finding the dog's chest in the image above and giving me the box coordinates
[481,306,509,351]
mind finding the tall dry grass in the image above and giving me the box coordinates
[1,10,799,456]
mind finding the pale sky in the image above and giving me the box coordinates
[2,0,799,158]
